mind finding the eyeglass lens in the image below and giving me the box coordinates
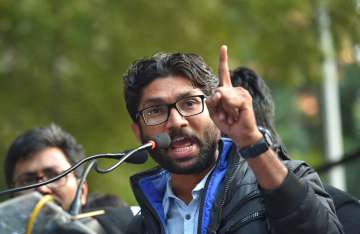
[141,95,205,126]
[14,168,67,188]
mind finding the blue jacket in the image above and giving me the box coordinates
[126,138,344,234]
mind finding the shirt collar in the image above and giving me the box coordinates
[162,167,214,217]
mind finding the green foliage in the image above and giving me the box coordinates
[1,0,360,204]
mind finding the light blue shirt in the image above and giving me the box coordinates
[162,171,212,234]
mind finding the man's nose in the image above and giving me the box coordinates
[166,108,188,129]
[36,184,52,194]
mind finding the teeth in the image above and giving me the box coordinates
[173,145,192,152]
[172,136,186,143]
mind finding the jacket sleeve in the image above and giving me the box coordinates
[260,161,344,234]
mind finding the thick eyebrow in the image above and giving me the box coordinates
[142,91,203,108]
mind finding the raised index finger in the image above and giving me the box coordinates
[218,45,232,87]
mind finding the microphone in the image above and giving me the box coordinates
[124,150,148,164]
[143,133,171,151]
[151,133,171,149]
[108,133,171,165]
[95,133,171,174]
[0,133,171,196]
[69,133,170,215]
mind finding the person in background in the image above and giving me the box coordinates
[5,123,88,211]
[4,123,133,234]
[122,45,343,233]
[230,66,360,234]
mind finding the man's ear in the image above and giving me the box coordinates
[80,182,88,206]
[131,122,141,141]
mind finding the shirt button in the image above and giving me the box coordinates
[185,214,191,220]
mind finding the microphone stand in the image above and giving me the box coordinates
[69,160,96,216]
[68,145,151,216]
[94,142,153,174]
[0,152,126,196]
[0,133,169,196]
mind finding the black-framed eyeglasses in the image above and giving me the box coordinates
[13,168,70,189]
[136,95,206,126]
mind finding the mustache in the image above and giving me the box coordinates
[168,128,201,146]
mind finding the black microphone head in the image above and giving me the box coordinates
[152,133,171,149]
[124,150,148,164]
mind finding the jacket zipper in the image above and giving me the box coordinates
[225,210,266,233]
[197,166,215,234]
[218,157,240,210]
[198,145,240,234]
[221,191,261,221]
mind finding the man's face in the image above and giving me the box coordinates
[132,75,221,174]
[13,147,87,211]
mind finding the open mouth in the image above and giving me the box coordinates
[169,136,198,159]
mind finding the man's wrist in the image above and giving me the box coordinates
[234,130,263,148]
[238,137,269,159]
[237,127,273,159]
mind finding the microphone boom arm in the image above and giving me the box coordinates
[94,142,153,174]
[0,133,170,197]
[0,152,126,196]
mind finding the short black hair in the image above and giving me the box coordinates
[123,52,218,122]
[230,67,282,147]
[4,123,85,187]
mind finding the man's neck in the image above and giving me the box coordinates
[170,144,220,204]
[170,169,211,204]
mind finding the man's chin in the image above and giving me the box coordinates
[165,158,208,174]
[174,155,196,163]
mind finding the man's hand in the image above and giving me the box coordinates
[206,45,262,148]
[206,45,288,189]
